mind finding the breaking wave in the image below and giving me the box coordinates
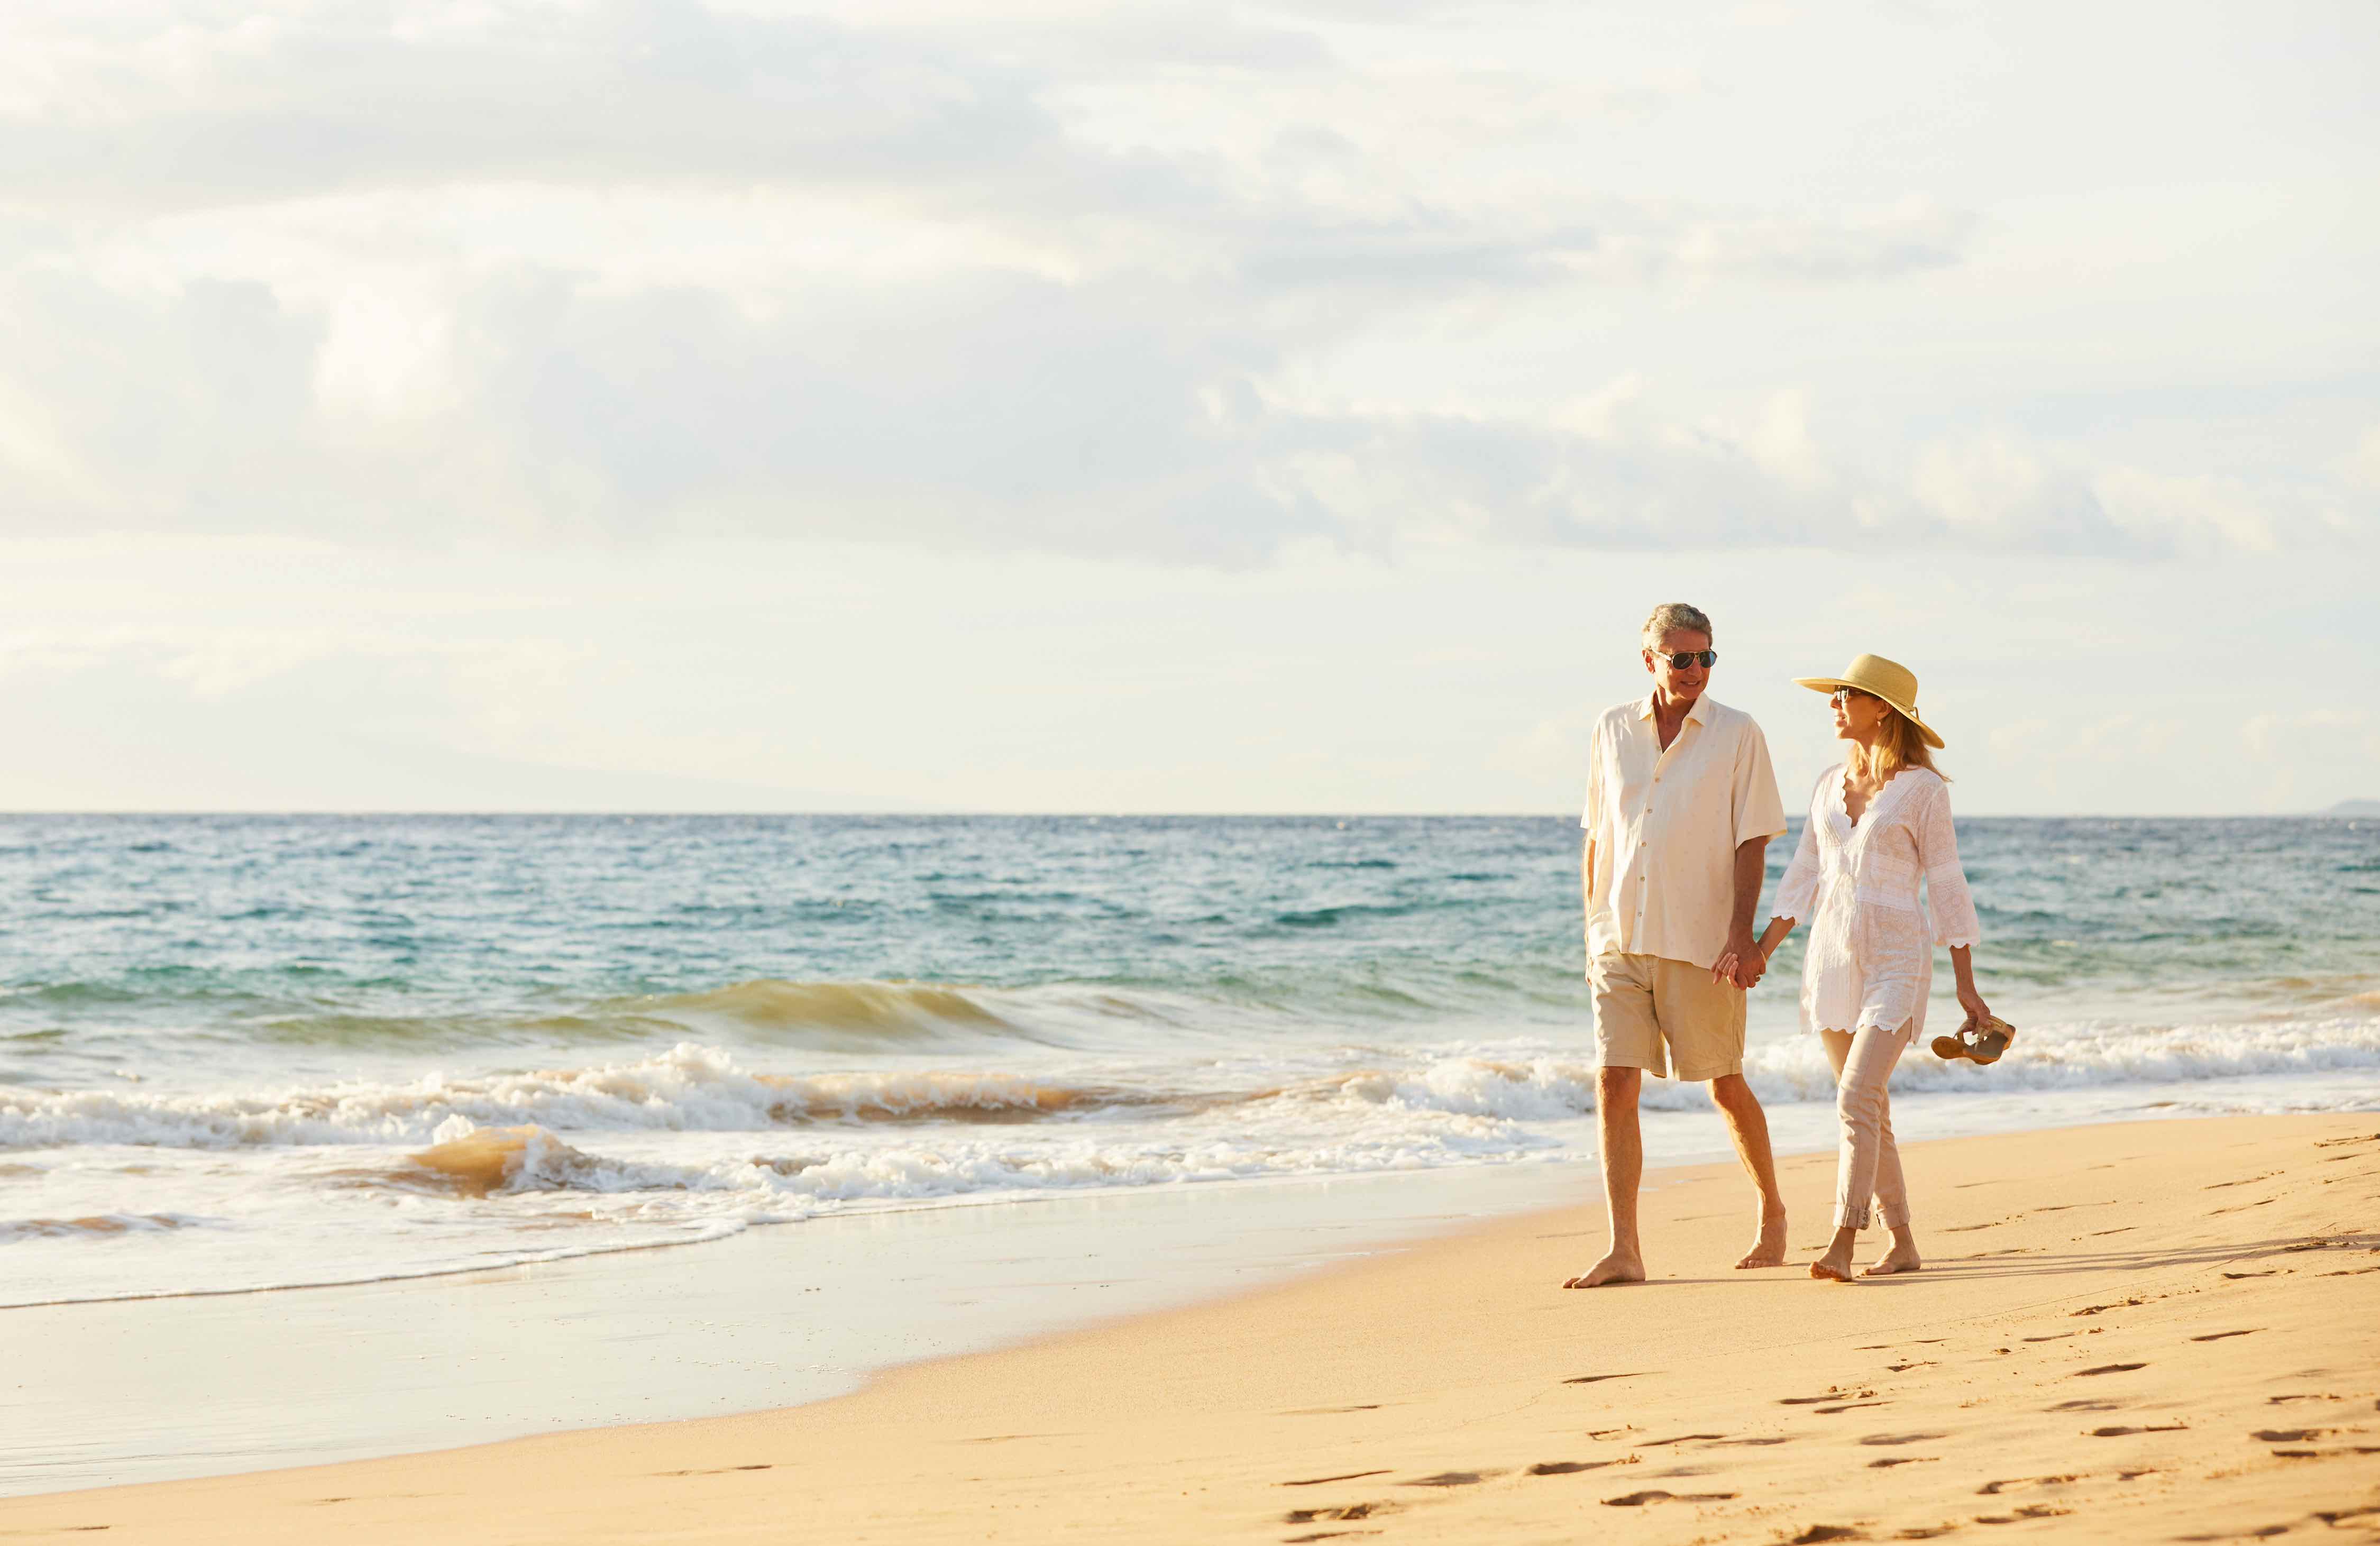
[7,1011,2380,1155]
[616,979,1012,1036]
[0,1212,213,1243]
[0,1046,1179,1150]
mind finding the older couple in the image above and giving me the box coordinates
[1562,603,1994,1288]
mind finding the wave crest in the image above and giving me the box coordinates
[0,1046,1146,1150]
[0,1211,208,1242]
[623,980,1008,1036]
[402,1123,713,1197]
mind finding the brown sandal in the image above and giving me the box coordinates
[1931,1014,2015,1066]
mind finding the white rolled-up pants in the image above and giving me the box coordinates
[1820,1023,1913,1231]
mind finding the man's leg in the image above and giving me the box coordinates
[1708,1073,1788,1268]
[1564,1065,1646,1287]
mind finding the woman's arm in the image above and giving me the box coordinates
[1948,944,1998,1035]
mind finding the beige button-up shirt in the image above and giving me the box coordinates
[1579,692,1787,972]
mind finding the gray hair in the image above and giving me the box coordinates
[1640,602,1714,652]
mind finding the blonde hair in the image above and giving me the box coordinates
[1847,701,1948,783]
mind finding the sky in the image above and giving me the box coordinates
[0,0,2374,814]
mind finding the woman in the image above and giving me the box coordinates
[1744,654,1995,1282]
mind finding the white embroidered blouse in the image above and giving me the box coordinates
[1772,764,1982,1037]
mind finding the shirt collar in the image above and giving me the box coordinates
[1638,691,1716,726]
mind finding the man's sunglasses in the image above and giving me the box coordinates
[1654,649,1718,669]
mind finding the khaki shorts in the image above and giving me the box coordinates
[1590,953,1747,1082]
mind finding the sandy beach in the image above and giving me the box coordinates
[6,1111,2375,1544]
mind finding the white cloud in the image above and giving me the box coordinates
[0,1,2368,569]
[2242,708,2380,765]
[2345,423,2380,493]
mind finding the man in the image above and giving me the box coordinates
[1563,602,1789,1288]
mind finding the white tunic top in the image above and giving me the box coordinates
[1580,692,1787,972]
[1772,764,1982,1037]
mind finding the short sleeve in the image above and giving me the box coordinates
[1915,778,1982,948]
[1732,719,1788,845]
[1772,771,1825,921]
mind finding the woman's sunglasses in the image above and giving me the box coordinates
[1829,687,1876,706]
[1655,649,1718,669]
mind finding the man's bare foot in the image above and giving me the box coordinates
[1862,1242,1922,1276]
[1562,1249,1645,1288]
[1734,1210,1788,1269]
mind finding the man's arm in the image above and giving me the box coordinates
[1581,837,1598,947]
[1711,835,1771,988]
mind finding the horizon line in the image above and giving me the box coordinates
[0,808,2366,821]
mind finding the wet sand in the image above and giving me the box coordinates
[4,1112,2376,1543]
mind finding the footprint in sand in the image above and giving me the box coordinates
[2089,1424,2186,1436]
[1602,1489,1738,1506]
[1785,1528,1866,1543]
[2049,1400,2119,1412]
[1528,1459,1626,1475]
[1868,1456,1938,1468]
[2191,1329,2260,1342]
[1283,1502,1386,1524]
[1279,1470,1389,1488]
[1400,1470,1500,1488]
[1977,1474,2077,1496]
[2071,1363,2148,1377]
[1563,1371,1656,1385]
[2072,1297,2147,1316]
[1859,1432,1946,1446]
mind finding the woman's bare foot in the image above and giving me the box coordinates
[1562,1248,1646,1288]
[1863,1234,1922,1276]
[1734,1207,1788,1269]
[1809,1223,1860,1282]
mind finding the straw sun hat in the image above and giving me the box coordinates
[1791,653,1946,749]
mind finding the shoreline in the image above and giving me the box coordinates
[1,1157,1595,1498]
[4,1111,2376,1543]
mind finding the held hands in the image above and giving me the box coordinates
[1711,928,1767,991]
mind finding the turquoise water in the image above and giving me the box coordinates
[3,814,2376,1306]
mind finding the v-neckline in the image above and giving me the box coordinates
[1837,765,1906,834]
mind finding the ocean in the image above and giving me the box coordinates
[4,813,2377,1312]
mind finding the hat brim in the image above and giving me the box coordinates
[1791,676,1947,749]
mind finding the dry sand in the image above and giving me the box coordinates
[6,1113,2377,1544]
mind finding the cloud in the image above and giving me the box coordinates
[0,0,2368,568]
[2345,423,2380,493]
[2242,708,2380,764]
[2241,707,2380,811]
[1,245,2359,568]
